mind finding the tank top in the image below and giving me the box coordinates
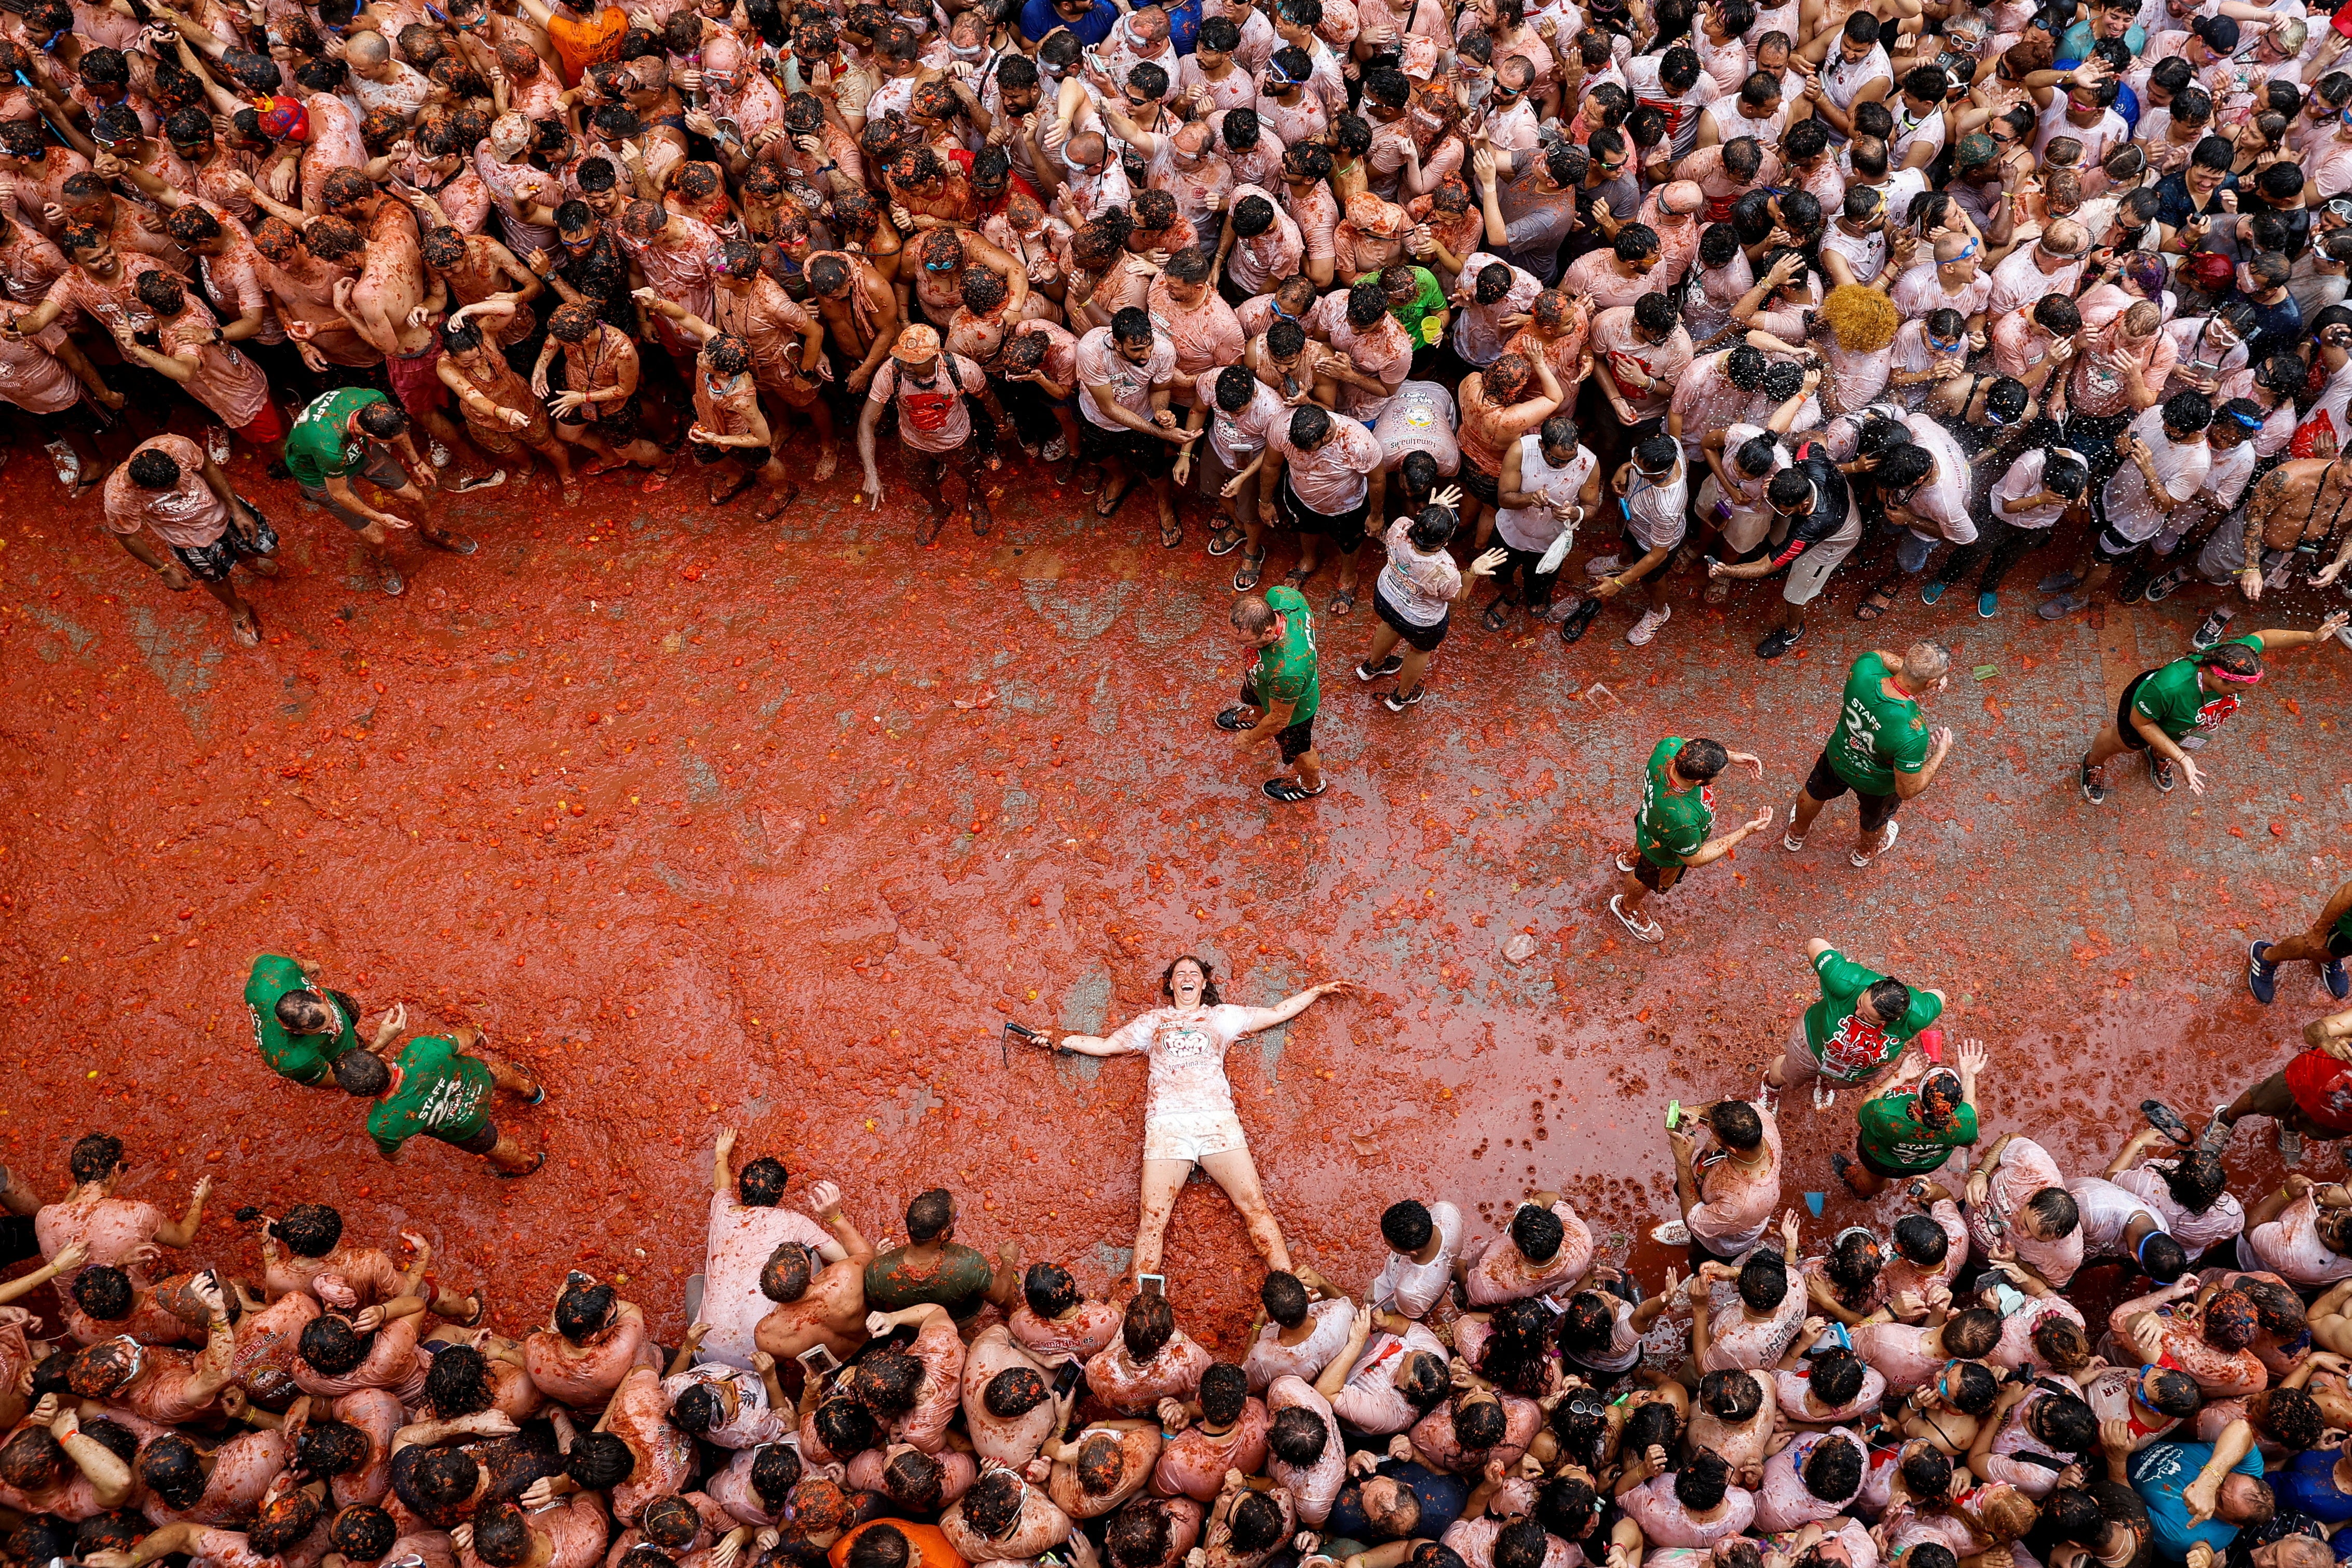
[1493,436,1596,552]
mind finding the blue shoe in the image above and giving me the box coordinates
[1978,591,1998,618]
[1921,580,1947,605]
[2328,958,2350,1002]
[2249,940,2280,1005]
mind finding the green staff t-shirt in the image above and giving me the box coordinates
[1803,947,1943,1081]
[1635,737,1715,867]
[1826,652,1929,795]
[2130,634,2260,742]
[1855,1092,1978,1173]
[245,955,360,1085]
[1255,585,1321,722]
[284,388,389,490]
[367,1035,495,1156]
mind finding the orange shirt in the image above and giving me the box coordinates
[546,4,627,86]
[830,1523,967,1568]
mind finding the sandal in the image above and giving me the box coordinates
[1159,514,1182,548]
[1855,584,1897,621]
[1481,599,1513,632]
[757,487,801,523]
[1207,523,1244,557]
[709,470,757,506]
[1094,479,1134,517]
[1281,565,1313,589]
[1328,586,1357,615]
[494,1151,547,1179]
[1233,550,1267,591]
[230,609,262,648]
[579,457,628,479]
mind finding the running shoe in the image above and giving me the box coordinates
[2249,939,2280,1005]
[2192,607,2236,651]
[2328,958,2351,1002]
[1756,624,1803,659]
[2280,1123,2305,1168]
[1851,817,1900,868]
[2080,761,2108,805]
[1263,776,1326,803]
[1356,654,1403,683]
[1626,604,1671,646]
[2143,567,2185,602]
[2037,568,2084,594]
[2038,591,2089,620]
[1609,893,1664,944]
[1585,553,1624,576]
[1214,706,1255,731]
[1381,686,1424,713]
[1978,591,1998,618]
[1783,799,1807,852]
[1920,580,1947,605]
[2149,752,2176,792]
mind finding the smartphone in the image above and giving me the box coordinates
[1664,1100,1681,1131]
[1137,1274,1166,1298]
[1052,1359,1083,1397]
[797,1345,841,1376]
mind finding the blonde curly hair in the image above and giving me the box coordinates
[1818,284,1900,354]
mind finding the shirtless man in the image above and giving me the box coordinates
[704,241,836,482]
[436,309,579,502]
[248,214,380,373]
[36,1134,212,1291]
[806,249,905,396]
[961,1326,1061,1468]
[754,1215,876,1366]
[2221,459,2352,610]
[1456,352,1566,550]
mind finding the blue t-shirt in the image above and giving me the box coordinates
[1017,0,1116,43]
[1325,1461,1470,1542]
[2274,1451,2352,1525]
[2054,20,2143,63]
[2132,1441,2266,1563]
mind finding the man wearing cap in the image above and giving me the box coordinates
[1986,220,2090,319]
[477,114,565,258]
[856,322,1016,541]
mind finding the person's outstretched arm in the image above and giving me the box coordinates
[1230,980,1357,1033]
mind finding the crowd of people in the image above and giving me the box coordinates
[13,0,2350,707]
[21,912,2352,1568]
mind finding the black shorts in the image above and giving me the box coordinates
[692,442,772,468]
[1374,588,1448,652]
[1078,417,1175,478]
[170,501,278,583]
[2091,526,2142,565]
[431,1120,502,1155]
[1851,1138,1924,1180]
[1277,477,1370,552]
[1459,465,1500,507]
[557,393,642,445]
[2115,671,2160,751]
[1633,856,1685,894]
[2331,925,2352,961]
[1240,676,1316,762]
[1802,748,1899,833]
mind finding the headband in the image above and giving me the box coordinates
[2202,661,2263,683]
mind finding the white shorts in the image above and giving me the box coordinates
[1143,1110,1249,1163]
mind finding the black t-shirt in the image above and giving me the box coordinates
[2226,1510,2328,1568]
[1325,1460,1470,1543]
[1775,447,1854,554]
[388,1427,565,1529]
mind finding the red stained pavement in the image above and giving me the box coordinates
[5,443,2352,1347]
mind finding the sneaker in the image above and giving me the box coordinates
[1040,435,1069,461]
[1703,578,1731,605]
[2118,574,2150,605]
[2144,567,2185,602]
[1812,1081,1838,1111]
[2081,760,2108,805]
[2037,568,2084,594]
[1381,685,1424,712]
[428,441,453,469]
[45,438,79,488]
[454,469,509,494]
[380,566,406,597]
[2149,751,2176,792]
[1214,706,1255,732]
[1559,597,1603,644]
[1262,776,1326,803]
[1356,654,1403,683]
[2192,607,2236,652]
[1851,816,1900,868]
[1756,624,1803,659]
[1616,853,1640,874]
[2249,939,2280,1005]
[2328,958,2351,1002]
[1649,1218,1692,1246]
[1585,553,1625,576]
[1625,604,1671,646]
[1978,590,1999,618]
[2038,591,2089,620]
[1609,893,1664,944]
[1921,580,1948,605]
[1782,799,1807,852]
[2280,1123,2306,1168]
[206,425,232,466]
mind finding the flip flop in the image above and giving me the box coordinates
[2141,1099,2195,1146]
[1094,479,1134,517]
[709,470,757,506]
[1159,516,1182,548]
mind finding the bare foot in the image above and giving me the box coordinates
[561,481,582,505]
[813,447,839,482]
